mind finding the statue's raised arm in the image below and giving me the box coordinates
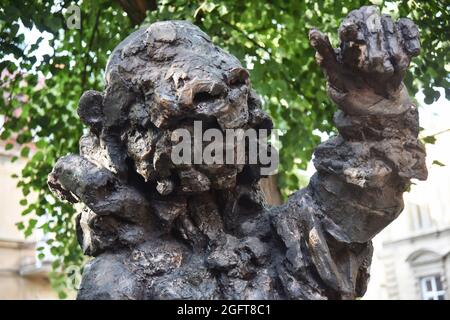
[48,6,426,300]
[271,5,427,299]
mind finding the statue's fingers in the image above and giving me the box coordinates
[48,155,150,222]
[309,29,337,67]
[397,18,421,57]
[380,14,411,90]
[363,7,393,74]
[338,11,368,70]
[339,10,365,44]
[381,14,410,72]
[48,155,116,210]
[309,28,343,88]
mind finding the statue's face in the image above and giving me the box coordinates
[100,21,272,193]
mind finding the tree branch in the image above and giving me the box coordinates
[115,0,157,25]
[81,8,101,91]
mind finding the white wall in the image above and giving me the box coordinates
[365,90,450,300]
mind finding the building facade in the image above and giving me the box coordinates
[0,143,56,299]
[365,129,450,300]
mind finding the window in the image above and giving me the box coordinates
[411,204,432,231]
[420,275,446,300]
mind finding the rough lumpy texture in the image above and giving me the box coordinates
[48,6,427,300]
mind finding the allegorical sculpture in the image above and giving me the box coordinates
[48,6,427,299]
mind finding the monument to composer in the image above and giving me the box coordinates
[48,6,427,299]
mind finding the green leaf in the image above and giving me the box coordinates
[52,260,61,269]
[50,246,60,256]
[0,130,11,140]
[422,135,437,144]
[24,228,33,238]
[29,218,38,228]
[20,146,30,158]
[16,222,25,230]
[36,140,48,149]
[58,291,68,300]
[32,151,44,162]
[432,160,445,167]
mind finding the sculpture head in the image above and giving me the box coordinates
[78,21,273,195]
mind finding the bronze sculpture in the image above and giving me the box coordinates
[48,6,427,299]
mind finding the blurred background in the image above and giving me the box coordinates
[0,0,448,299]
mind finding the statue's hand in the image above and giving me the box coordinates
[309,6,420,105]
[48,153,153,255]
